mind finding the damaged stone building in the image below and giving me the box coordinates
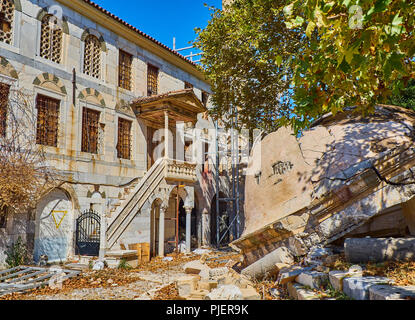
[0,0,237,266]
[233,105,415,273]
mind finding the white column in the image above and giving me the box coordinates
[184,206,193,253]
[158,204,168,257]
[164,110,169,159]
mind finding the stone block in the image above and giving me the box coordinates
[369,285,415,300]
[198,280,218,291]
[183,260,210,275]
[343,277,392,300]
[295,271,329,290]
[240,286,261,300]
[209,267,229,279]
[188,289,210,300]
[277,266,312,285]
[329,270,362,292]
[287,282,320,300]
[176,275,201,298]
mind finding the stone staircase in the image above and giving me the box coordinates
[105,158,197,250]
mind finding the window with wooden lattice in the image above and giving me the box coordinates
[0,0,14,45]
[0,83,10,137]
[119,50,132,90]
[83,35,101,79]
[81,107,100,154]
[40,14,63,63]
[147,64,158,96]
[184,82,193,89]
[117,118,132,159]
[36,94,60,147]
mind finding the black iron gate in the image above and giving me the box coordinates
[75,209,100,256]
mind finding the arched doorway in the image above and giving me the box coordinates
[178,198,198,249]
[210,193,230,247]
[34,189,73,263]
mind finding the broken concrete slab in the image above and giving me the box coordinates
[241,247,294,279]
[277,266,312,285]
[342,276,392,300]
[204,285,243,300]
[287,282,320,300]
[295,271,329,290]
[369,285,415,300]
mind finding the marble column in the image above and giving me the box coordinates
[158,204,168,257]
[184,206,193,253]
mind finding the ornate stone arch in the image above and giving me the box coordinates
[33,72,67,94]
[0,56,18,79]
[36,7,69,34]
[78,88,106,107]
[80,29,106,52]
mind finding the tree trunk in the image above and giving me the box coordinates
[344,238,415,263]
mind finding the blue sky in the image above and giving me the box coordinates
[92,0,222,60]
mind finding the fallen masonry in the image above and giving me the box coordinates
[231,106,415,278]
[0,266,80,297]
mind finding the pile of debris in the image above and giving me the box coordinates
[175,254,261,300]
[271,238,415,300]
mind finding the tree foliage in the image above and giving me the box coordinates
[0,86,60,215]
[195,0,415,132]
[388,78,415,110]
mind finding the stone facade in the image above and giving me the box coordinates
[0,0,229,266]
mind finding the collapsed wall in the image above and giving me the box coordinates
[231,105,415,270]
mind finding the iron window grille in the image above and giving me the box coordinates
[81,107,100,154]
[36,94,60,147]
[147,64,159,96]
[117,118,132,160]
[0,83,10,137]
[119,50,132,90]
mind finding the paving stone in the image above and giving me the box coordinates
[343,277,392,300]
[287,282,320,300]
[295,271,329,290]
[369,285,415,300]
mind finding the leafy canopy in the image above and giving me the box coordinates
[195,0,415,133]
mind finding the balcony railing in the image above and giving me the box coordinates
[164,159,197,183]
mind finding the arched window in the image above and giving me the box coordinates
[0,0,14,45]
[40,14,63,63]
[83,35,101,79]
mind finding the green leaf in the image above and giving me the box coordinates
[275,55,283,67]
[306,21,316,38]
